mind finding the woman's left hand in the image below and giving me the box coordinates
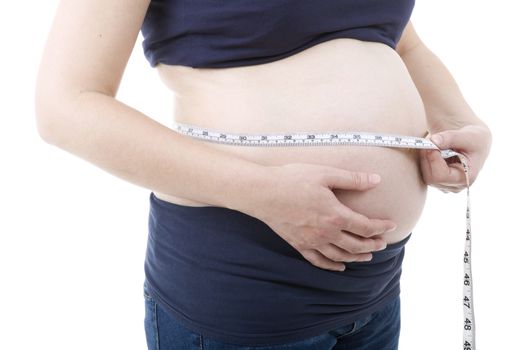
[419,124,492,193]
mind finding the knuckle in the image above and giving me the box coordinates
[323,252,338,262]
[326,213,346,228]
[352,174,363,188]
[294,241,308,250]
[358,222,376,237]
[307,256,330,270]
[341,242,359,254]
[327,251,346,262]
[432,170,447,183]
[445,132,455,145]
[357,172,370,187]
[310,258,322,267]
[346,247,358,255]
[365,224,378,237]
[315,227,334,241]
[301,249,316,262]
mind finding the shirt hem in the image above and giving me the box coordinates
[144,279,401,347]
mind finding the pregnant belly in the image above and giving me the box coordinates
[153,38,429,244]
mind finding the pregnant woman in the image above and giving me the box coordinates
[35,1,491,349]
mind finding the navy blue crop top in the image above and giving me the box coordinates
[141,0,415,68]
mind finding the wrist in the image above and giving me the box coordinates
[427,113,487,134]
[220,162,276,216]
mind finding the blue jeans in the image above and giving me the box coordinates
[143,285,401,350]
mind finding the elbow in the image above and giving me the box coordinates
[34,104,57,146]
[34,77,62,144]
[34,82,116,146]
[34,99,60,145]
[34,68,118,147]
[34,80,78,146]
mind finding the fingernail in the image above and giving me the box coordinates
[369,174,381,184]
[338,265,346,271]
[431,135,443,147]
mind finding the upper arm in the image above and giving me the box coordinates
[36,0,151,104]
[395,21,425,57]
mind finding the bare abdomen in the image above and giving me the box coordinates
[153,38,429,244]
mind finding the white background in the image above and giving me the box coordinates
[0,1,523,349]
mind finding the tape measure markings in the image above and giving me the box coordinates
[172,121,475,349]
[173,122,460,158]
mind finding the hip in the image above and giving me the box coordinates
[144,191,408,346]
[143,279,401,349]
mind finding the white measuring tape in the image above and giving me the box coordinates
[172,121,475,349]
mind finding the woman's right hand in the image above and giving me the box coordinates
[246,163,398,272]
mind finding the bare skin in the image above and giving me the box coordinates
[153,36,429,246]
[35,1,491,272]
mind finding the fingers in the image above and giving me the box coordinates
[431,129,476,152]
[425,125,488,188]
[318,244,374,263]
[334,232,387,254]
[323,170,381,191]
[420,149,468,186]
[339,206,397,238]
[301,249,346,271]
[301,247,375,272]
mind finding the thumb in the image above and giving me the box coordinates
[324,170,381,191]
[430,128,475,152]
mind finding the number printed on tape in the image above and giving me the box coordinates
[172,121,476,349]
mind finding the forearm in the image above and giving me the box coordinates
[400,43,488,132]
[36,91,269,212]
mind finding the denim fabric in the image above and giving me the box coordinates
[143,283,400,350]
